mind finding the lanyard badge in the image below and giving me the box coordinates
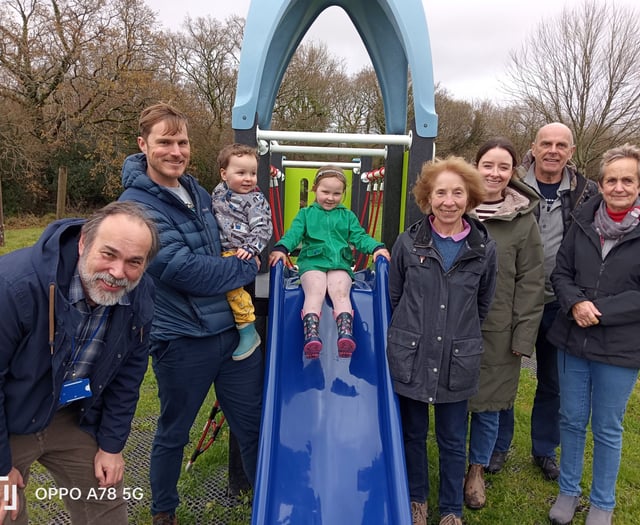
[59,377,92,406]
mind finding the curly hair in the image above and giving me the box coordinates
[412,156,486,213]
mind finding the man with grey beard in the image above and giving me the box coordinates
[0,201,159,525]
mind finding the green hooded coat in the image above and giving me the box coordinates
[275,202,383,277]
[469,178,545,412]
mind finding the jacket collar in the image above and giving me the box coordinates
[413,214,489,254]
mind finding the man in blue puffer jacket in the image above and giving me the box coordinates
[0,201,158,524]
[119,103,264,525]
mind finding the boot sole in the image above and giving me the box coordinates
[232,345,258,361]
[304,340,322,359]
[337,338,356,357]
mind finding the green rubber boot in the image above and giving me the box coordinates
[232,322,260,361]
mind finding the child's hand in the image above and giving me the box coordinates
[373,248,391,261]
[235,247,252,260]
[268,251,287,267]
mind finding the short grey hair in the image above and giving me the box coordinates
[598,143,640,184]
[82,201,159,263]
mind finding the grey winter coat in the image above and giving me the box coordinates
[387,215,498,404]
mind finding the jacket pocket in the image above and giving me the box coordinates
[386,326,421,384]
[448,337,483,391]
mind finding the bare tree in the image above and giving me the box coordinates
[331,67,384,135]
[506,0,640,174]
[434,86,487,160]
[0,0,170,209]
[0,0,108,207]
[154,15,244,186]
[272,41,345,132]
[168,15,242,133]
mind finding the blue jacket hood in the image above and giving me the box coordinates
[30,218,85,294]
[122,152,156,190]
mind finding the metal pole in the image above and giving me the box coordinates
[257,127,412,147]
[270,143,386,158]
[282,160,361,169]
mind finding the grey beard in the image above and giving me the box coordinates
[80,270,136,306]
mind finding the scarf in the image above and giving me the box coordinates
[593,198,640,241]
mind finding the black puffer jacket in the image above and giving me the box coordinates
[549,195,640,368]
[387,215,498,404]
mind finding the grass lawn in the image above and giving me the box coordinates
[2,223,639,524]
[21,367,640,524]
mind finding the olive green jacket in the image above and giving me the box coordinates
[469,178,545,412]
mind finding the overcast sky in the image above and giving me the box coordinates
[148,0,636,103]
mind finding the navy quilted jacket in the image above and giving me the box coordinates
[120,153,259,341]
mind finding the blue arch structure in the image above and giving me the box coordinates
[232,0,439,247]
[230,3,439,523]
[232,0,438,137]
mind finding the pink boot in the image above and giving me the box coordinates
[335,311,356,357]
[302,312,322,358]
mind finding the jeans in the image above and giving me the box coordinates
[469,411,499,465]
[8,407,127,525]
[149,330,264,515]
[399,395,468,517]
[531,301,561,458]
[557,350,639,510]
[493,407,515,454]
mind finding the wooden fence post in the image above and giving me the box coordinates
[0,175,4,247]
[56,166,68,219]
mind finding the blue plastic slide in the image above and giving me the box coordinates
[251,258,411,525]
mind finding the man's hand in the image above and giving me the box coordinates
[1,467,24,522]
[571,300,602,328]
[94,449,124,488]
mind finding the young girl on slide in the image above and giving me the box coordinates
[268,165,390,359]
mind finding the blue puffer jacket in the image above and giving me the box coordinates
[0,220,154,475]
[119,153,259,340]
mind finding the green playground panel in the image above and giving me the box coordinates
[400,149,409,233]
[281,153,409,243]
[282,167,353,230]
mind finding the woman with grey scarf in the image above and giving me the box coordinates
[547,143,640,525]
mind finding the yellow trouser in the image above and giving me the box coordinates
[222,250,255,324]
